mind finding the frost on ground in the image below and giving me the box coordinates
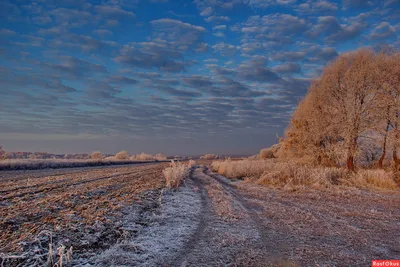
[80,178,203,266]
[0,164,168,266]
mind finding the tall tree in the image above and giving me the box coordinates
[282,49,384,171]
[315,49,381,171]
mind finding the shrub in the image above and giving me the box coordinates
[187,159,196,168]
[259,148,275,159]
[163,160,194,188]
[248,154,259,160]
[134,152,153,161]
[90,151,102,160]
[212,159,277,179]
[256,164,345,190]
[155,153,167,161]
[348,170,397,190]
[115,151,129,160]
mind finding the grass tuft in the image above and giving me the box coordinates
[163,160,195,188]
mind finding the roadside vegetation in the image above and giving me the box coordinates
[212,159,397,191]
[163,160,196,188]
[213,48,400,191]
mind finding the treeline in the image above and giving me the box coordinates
[280,48,399,171]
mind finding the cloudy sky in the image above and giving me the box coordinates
[0,0,399,155]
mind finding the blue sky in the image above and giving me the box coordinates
[0,0,399,155]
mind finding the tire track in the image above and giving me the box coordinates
[202,167,283,253]
[170,166,291,266]
[169,168,209,267]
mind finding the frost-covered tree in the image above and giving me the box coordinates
[281,48,399,171]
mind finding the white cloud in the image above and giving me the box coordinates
[200,7,212,16]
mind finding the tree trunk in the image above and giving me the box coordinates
[317,155,322,165]
[347,155,355,171]
[378,115,391,168]
[393,119,399,170]
[378,151,386,168]
[347,145,356,171]
[346,136,357,172]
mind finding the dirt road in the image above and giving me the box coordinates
[88,165,400,266]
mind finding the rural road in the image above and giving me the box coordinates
[91,164,400,267]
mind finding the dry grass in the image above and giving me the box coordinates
[212,159,279,179]
[163,160,195,188]
[212,159,399,191]
[348,169,398,190]
[187,159,196,168]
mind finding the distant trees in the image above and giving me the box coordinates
[281,48,400,171]
[154,153,168,161]
[115,150,129,160]
[200,154,219,160]
[0,146,6,160]
[114,151,168,161]
[129,153,167,161]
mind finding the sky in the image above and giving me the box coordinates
[0,0,399,155]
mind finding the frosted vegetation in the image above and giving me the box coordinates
[281,49,400,171]
[213,48,400,191]
[212,159,398,191]
[163,160,196,188]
